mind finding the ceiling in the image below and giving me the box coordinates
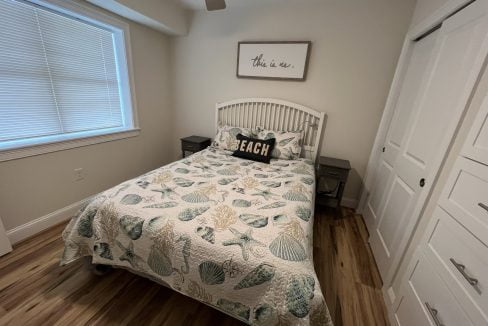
[177,0,306,11]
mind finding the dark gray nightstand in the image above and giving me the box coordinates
[181,136,211,158]
[316,156,351,208]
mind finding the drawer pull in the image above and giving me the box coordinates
[450,258,479,289]
[479,202,488,213]
[425,302,445,326]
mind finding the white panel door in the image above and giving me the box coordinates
[363,29,438,232]
[367,0,488,284]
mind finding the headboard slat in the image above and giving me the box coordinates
[216,98,325,162]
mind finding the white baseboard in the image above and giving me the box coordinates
[6,196,93,245]
[341,196,358,209]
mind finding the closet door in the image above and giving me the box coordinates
[366,0,488,284]
[363,30,438,233]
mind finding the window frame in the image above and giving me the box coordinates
[0,0,140,162]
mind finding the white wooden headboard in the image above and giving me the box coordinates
[215,98,325,162]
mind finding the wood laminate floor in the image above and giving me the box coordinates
[0,207,389,326]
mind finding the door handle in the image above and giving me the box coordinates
[450,258,479,290]
[425,302,444,326]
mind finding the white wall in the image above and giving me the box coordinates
[0,3,174,232]
[169,0,416,202]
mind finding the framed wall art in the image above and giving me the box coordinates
[236,41,312,81]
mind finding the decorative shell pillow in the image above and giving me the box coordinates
[258,128,303,160]
[212,125,254,151]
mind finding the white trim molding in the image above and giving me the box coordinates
[0,128,140,162]
[6,196,93,245]
[341,197,358,209]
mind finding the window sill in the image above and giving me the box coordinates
[0,128,140,162]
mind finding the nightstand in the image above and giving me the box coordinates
[316,156,351,208]
[181,136,211,158]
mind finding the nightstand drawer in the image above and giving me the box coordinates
[182,141,206,151]
[316,165,349,181]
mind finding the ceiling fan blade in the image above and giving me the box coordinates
[205,0,226,11]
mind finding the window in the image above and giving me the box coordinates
[0,0,138,159]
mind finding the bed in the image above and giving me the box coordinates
[60,98,331,325]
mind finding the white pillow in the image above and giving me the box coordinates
[258,128,303,160]
[212,125,253,151]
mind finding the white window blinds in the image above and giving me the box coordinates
[0,0,131,149]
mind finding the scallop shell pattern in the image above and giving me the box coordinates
[94,242,113,260]
[301,177,314,185]
[217,298,250,321]
[217,168,238,176]
[274,162,290,167]
[234,263,275,290]
[229,127,244,137]
[260,181,281,188]
[269,233,307,261]
[286,274,315,318]
[273,214,289,223]
[196,226,215,244]
[232,199,252,207]
[77,208,96,238]
[296,206,312,222]
[254,174,268,179]
[218,178,238,185]
[119,215,144,240]
[182,192,210,203]
[199,261,225,285]
[283,191,309,202]
[253,303,276,325]
[173,177,194,187]
[290,167,311,175]
[239,214,268,228]
[279,137,295,146]
[178,206,210,221]
[147,246,173,277]
[143,202,178,209]
[259,202,286,209]
[175,168,190,174]
[120,194,143,205]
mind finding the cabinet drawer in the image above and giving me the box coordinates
[462,94,488,165]
[182,142,205,152]
[439,157,488,245]
[425,207,488,325]
[316,165,349,181]
[395,252,473,326]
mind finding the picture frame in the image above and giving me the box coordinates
[236,41,312,81]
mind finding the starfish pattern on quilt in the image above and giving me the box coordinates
[222,228,266,261]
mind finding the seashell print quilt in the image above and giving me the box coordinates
[60,147,332,326]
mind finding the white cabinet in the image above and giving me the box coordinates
[394,92,488,326]
[394,250,473,326]
[463,94,488,166]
